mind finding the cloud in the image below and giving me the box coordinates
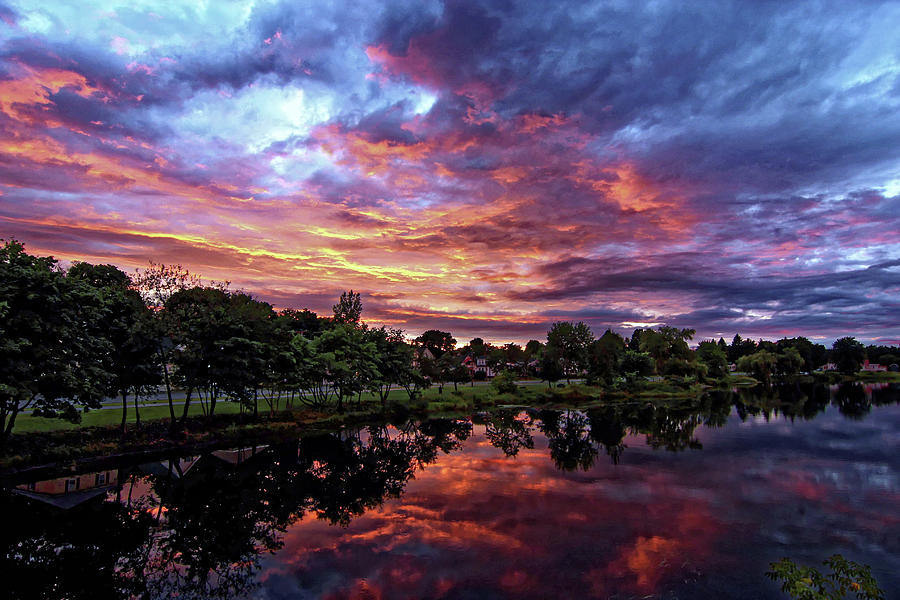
[1,0,898,344]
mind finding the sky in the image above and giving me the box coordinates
[1,0,899,346]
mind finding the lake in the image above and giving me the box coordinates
[2,382,898,599]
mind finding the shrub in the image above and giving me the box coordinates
[491,370,518,395]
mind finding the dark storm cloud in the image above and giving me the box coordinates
[2,0,898,344]
[373,1,900,193]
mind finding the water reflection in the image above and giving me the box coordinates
[2,383,898,599]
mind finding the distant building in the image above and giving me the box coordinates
[412,347,435,369]
[862,359,887,372]
[463,355,494,378]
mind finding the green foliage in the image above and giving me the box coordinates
[738,350,778,385]
[831,337,865,375]
[587,330,626,385]
[414,329,457,358]
[621,349,654,378]
[491,369,519,395]
[697,341,729,379]
[627,327,644,351]
[639,326,695,374]
[778,346,804,375]
[777,336,827,372]
[0,240,117,444]
[332,290,363,325]
[729,333,758,363]
[767,555,884,600]
[546,321,594,381]
[309,323,377,411]
[538,344,565,386]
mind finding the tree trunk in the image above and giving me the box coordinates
[121,390,129,432]
[1,405,19,448]
[180,388,193,423]
[161,357,176,424]
[133,393,141,428]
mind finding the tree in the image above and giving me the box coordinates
[737,350,778,386]
[777,347,804,376]
[365,327,407,407]
[132,261,203,427]
[503,342,526,373]
[468,337,487,357]
[621,349,654,380]
[278,308,324,337]
[215,293,277,416]
[69,263,160,431]
[697,341,729,379]
[310,323,377,412]
[414,330,456,359]
[332,290,362,325]
[132,261,201,309]
[831,337,865,375]
[587,330,626,386]
[0,241,112,445]
[524,339,543,359]
[539,346,565,388]
[628,328,644,351]
[447,360,471,391]
[288,334,334,408]
[546,321,594,382]
[767,555,884,600]
[164,287,272,419]
[728,333,758,363]
[640,326,695,374]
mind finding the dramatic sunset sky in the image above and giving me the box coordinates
[1,1,898,344]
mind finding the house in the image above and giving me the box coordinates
[412,347,435,369]
[861,359,887,372]
[462,355,494,378]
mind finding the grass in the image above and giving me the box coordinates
[3,372,887,470]
[12,402,243,433]
[6,379,716,436]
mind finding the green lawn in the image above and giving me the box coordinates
[21,370,881,436]
[13,402,243,433]
[10,383,547,434]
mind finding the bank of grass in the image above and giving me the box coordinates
[3,372,843,471]
[8,378,717,436]
[855,370,900,382]
[12,402,243,433]
[810,370,900,384]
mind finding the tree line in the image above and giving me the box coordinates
[1,240,895,446]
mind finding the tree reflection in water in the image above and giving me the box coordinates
[1,418,472,599]
[1,383,897,599]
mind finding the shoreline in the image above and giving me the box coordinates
[3,372,897,476]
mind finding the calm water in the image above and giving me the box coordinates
[2,382,899,599]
